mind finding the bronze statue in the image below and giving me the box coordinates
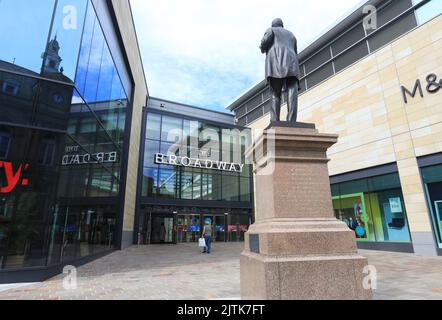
[260,18,300,123]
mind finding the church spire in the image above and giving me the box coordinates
[41,35,62,74]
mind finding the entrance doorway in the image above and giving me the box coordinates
[150,215,174,244]
[137,208,251,245]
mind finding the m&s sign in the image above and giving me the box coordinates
[0,161,29,194]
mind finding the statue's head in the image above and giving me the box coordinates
[272,18,284,28]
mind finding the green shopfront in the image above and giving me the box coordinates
[331,165,413,252]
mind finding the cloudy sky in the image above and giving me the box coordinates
[131,0,363,113]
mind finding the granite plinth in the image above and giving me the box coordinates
[240,126,373,300]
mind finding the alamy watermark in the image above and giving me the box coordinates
[363,265,378,290]
[63,265,78,290]
[363,5,378,31]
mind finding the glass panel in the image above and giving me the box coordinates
[304,47,332,74]
[46,0,88,81]
[144,140,160,167]
[223,173,240,202]
[422,164,442,184]
[158,168,179,199]
[332,173,411,243]
[0,0,87,81]
[305,62,334,89]
[227,215,249,242]
[176,214,200,243]
[181,168,193,200]
[366,0,414,34]
[146,113,161,140]
[206,173,222,201]
[240,177,251,202]
[0,130,12,159]
[424,181,442,247]
[202,215,226,243]
[192,169,202,200]
[161,116,183,143]
[150,216,174,244]
[414,0,442,25]
[142,167,158,197]
[368,13,417,52]
[333,193,373,241]
[334,42,369,73]
[332,24,366,56]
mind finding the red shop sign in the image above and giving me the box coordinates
[0,161,29,194]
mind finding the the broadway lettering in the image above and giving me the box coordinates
[155,153,245,173]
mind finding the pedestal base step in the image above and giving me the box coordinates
[240,252,373,300]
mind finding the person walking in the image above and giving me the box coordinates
[202,220,213,254]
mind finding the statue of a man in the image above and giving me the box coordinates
[260,18,300,123]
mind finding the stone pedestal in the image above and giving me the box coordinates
[240,126,373,300]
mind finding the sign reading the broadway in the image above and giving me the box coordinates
[62,151,118,166]
[155,153,245,173]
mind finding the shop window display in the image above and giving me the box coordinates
[421,164,442,248]
[332,173,411,243]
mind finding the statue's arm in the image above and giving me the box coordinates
[260,29,274,54]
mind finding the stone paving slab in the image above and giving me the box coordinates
[0,243,441,300]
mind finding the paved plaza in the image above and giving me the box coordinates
[0,243,441,300]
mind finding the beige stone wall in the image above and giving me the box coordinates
[110,0,148,234]
[249,15,442,236]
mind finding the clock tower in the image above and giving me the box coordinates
[41,36,63,74]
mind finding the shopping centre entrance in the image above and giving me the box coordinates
[137,206,252,245]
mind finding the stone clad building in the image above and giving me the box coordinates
[227,0,442,256]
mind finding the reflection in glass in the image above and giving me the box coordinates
[141,112,253,203]
[414,0,442,25]
[0,0,130,270]
[421,165,442,248]
[158,169,179,199]
[161,116,183,143]
[332,174,411,243]
[142,167,159,197]
[146,113,161,140]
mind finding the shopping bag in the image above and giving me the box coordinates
[198,238,206,248]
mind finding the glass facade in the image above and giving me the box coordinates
[0,0,130,271]
[139,110,253,245]
[141,112,252,202]
[332,173,412,243]
[421,164,442,249]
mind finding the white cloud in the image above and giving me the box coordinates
[131,0,363,112]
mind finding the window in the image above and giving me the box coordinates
[334,42,369,73]
[142,112,253,203]
[305,62,334,89]
[146,113,161,140]
[158,168,179,199]
[332,24,366,57]
[142,167,159,197]
[304,47,332,74]
[222,173,240,202]
[368,12,417,52]
[144,140,160,167]
[332,173,411,243]
[421,164,442,248]
[38,136,56,166]
[161,116,183,143]
[1,81,20,96]
[0,130,11,159]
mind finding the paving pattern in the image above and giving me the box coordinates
[0,243,441,300]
